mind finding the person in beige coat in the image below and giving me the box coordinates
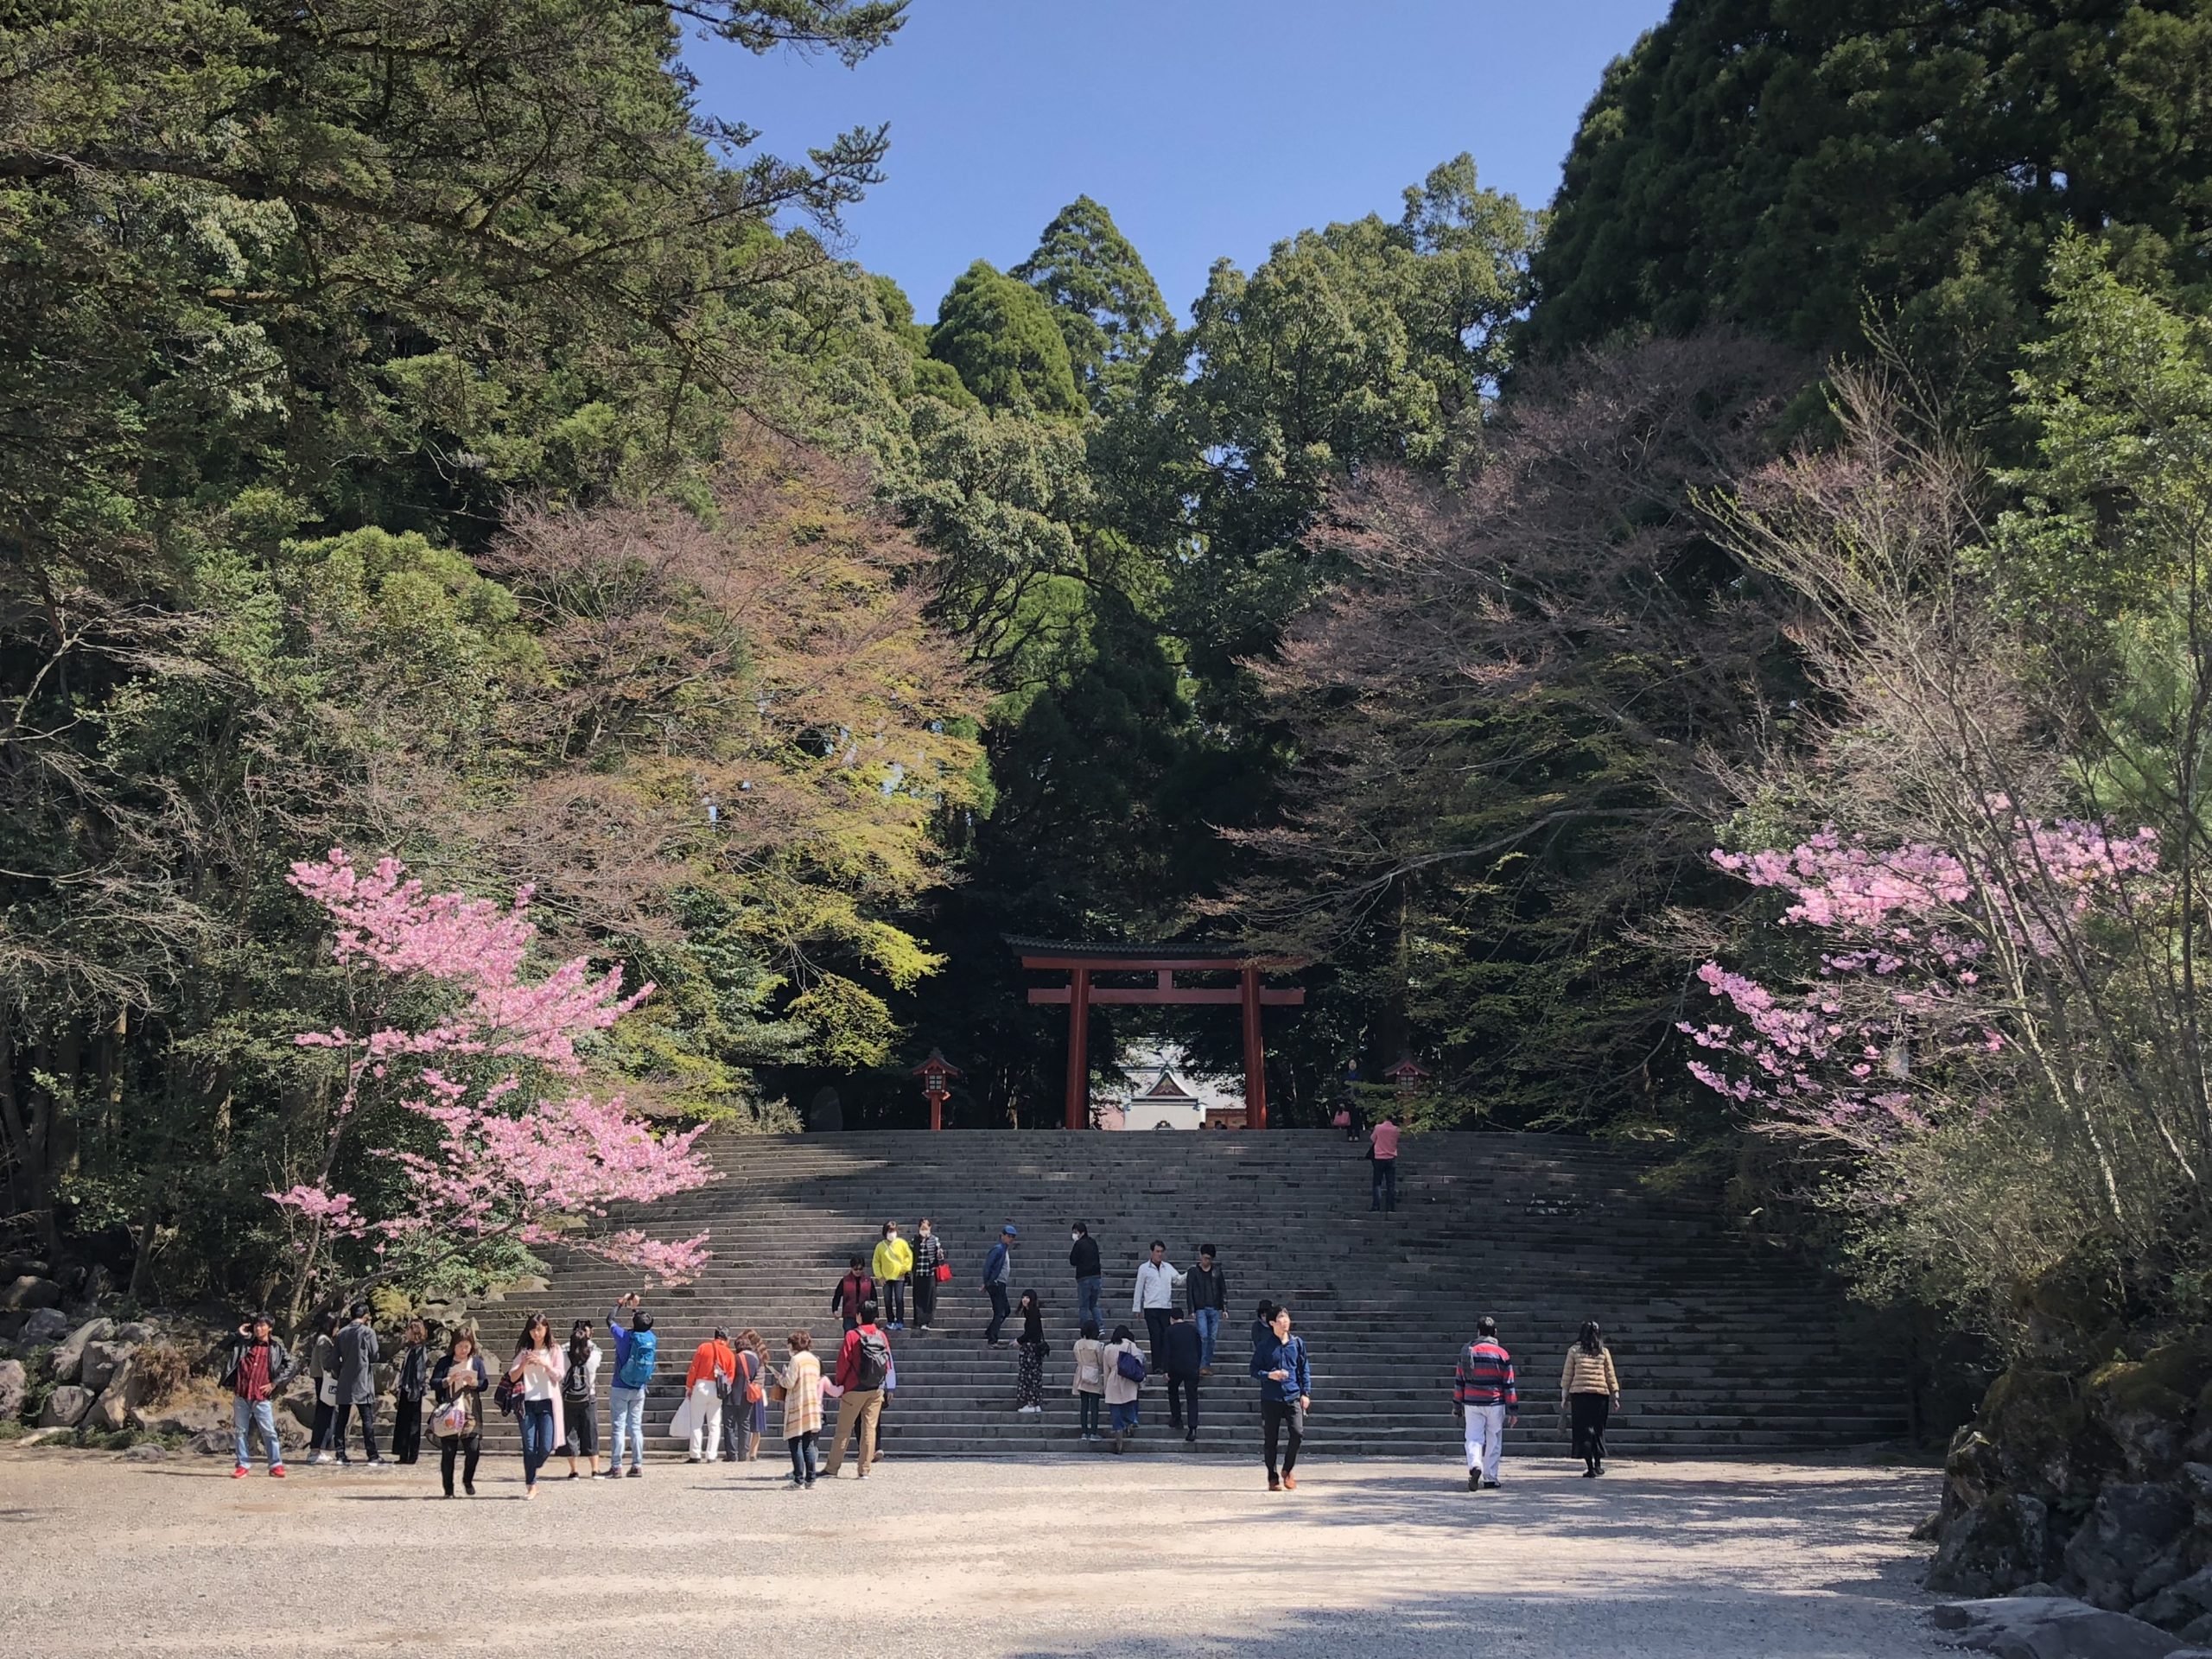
[777,1331,824,1488]
[1103,1324,1145,1453]
[1561,1319,1623,1477]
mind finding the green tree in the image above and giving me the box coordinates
[1013,195,1173,407]
[1526,0,2212,415]
[0,0,938,1291]
[928,261,1087,418]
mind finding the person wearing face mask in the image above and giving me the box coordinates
[1069,1221,1103,1334]
[911,1217,945,1332]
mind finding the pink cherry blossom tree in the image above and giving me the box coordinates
[1682,816,2163,1164]
[270,849,715,1319]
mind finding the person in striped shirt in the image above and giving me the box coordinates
[1453,1316,1517,1491]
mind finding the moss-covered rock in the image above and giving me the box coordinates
[1981,1366,2113,1502]
[1927,1488,2056,1595]
[2086,1344,2208,1481]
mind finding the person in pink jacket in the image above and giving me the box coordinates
[505,1312,567,1499]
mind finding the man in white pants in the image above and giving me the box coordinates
[1452,1315,1518,1491]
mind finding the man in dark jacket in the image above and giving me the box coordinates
[1185,1244,1228,1376]
[332,1301,384,1465]
[1163,1308,1205,1442]
[1069,1221,1103,1333]
[829,1255,874,1332]
[223,1313,294,1478]
[982,1225,1016,1346]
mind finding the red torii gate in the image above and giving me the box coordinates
[1010,938,1306,1129]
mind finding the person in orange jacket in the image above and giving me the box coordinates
[684,1327,738,1463]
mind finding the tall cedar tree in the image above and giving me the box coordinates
[1525,0,2212,421]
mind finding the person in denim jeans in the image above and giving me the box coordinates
[1069,1221,1103,1333]
[607,1293,657,1477]
[505,1312,567,1499]
[1186,1244,1228,1375]
[222,1313,293,1478]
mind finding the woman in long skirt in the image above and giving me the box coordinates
[1560,1319,1622,1477]
[1014,1290,1047,1412]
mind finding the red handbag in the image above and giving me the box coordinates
[935,1262,952,1283]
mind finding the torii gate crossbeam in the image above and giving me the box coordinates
[1009,938,1306,1129]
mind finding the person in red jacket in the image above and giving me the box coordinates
[1453,1315,1518,1491]
[823,1300,891,1478]
[828,1255,874,1333]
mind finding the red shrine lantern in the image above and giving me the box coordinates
[912,1047,962,1131]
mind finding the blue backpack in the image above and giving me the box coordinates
[616,1327,657,1389]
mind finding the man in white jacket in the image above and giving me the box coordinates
[1133,1240,1185,1374]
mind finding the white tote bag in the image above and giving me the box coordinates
[666,1391,693,1443]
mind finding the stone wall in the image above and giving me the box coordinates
[1929,1341,2212,1643]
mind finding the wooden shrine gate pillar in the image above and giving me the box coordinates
[1064,968,1091,1131]
[1239,965,1268,1130]
[1013,938,1303,1128]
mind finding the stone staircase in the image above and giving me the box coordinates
[485,1129,1905,1460]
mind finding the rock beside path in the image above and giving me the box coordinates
[38,1383,92,1427]
[2,1275,60,1311]
[0,1357,23,1421]
[1930,1595,2178,1659]
[48,1317,113,1383]
[17,1307,69,1345]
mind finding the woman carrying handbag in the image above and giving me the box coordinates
[911,1217,947,1333]
[429,1330,488,1498]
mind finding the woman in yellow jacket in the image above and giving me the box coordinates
[1561,1320,1623,1478]
[874,1221,916,1331]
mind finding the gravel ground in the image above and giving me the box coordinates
[0,1448,1943,1657]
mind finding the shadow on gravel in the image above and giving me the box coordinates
[1294,1465,1931,1543]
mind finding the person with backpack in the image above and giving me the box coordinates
[829,1255,874,1334]
[1561,1319,1623,1478]
[1014,1289,1048,1414]
[683,1326,738,1463]
[722,1328,766,1462]
[775,1330,823,1488]
[911,1217,945,1333]
[561,1318,601,1478]
[982,1224,1016,1346]
[874,1221,915,1332]
[1186,1244,1228,1375]
[505,1312,567,1499]
[332,1301,385,1465]
[1070,1320,1106,1442]
[1163,1306,1204,1442]
[1252,1304,1312,1492]
[429,1329,488,1498]
[1069,1220,1103,1334]
[607,1292,657,1478]
[1103,1323,1146,1452]
[822,1299,891,1478]
[391,1319,430,1466]
[223,1313,294,1478]
[1455,1314,1518,1491]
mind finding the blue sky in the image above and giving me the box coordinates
[684,1,1671,323]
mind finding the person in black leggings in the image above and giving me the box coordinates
[430,1332,488,1497]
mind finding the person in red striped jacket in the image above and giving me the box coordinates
[1454,1316,1518,1492]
